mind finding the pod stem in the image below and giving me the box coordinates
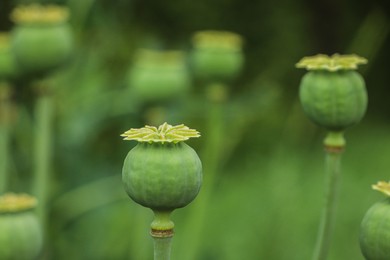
[153,236,173,260]
[0,82,11,194]
[151,210,174,260]
[312,131,345,260]
[32,82,54,225]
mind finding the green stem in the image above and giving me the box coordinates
[33,88,54,224]
[323,131,345,149]
[151,210,174,260]
[312,132,345,260]
[0,82,11,194]
[153,237,173,260]
[151,211,174,231]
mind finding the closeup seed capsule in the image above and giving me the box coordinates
[296,54,368,131]
[360,181,390,260]
[191,30,244,82]
[10,4,73,75]
[0,193,43,260]
[121,123,202,211]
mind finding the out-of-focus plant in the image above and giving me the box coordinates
[0,1,384,259]
[10,4,74,225]
[177,30,244,260]
[190,29,244,182]
[0,82,12,195]
[190,30,244,83]
[296,54,368,260]
[0,33,18,81]
[0,32,19,194]
[121,123,202,260]
[127,49,190,103]
[11,4,73,77]
[360,181,390,259]
[126,49,191,126]
[0,193,43,260]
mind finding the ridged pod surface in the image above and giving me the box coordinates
[297,54,368,131]
[299,70,367,131]
[121,123,202,212]
[360,182,390,259]
[122,142,202,210]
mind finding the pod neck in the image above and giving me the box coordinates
[150,210,174,238]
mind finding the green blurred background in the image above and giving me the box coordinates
[1,0,390,259]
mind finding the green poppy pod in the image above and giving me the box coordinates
[121,123,202,211]
[190,30,244,82]
[360,181,390,260]
[127,49,190,103]
[10,4,73,75]
[0,33,19,80]
[0,193,43,260]
[297,54,368,131]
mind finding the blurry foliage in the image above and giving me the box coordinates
[0,0,390,259]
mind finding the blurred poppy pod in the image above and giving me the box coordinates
[190,30,244,82]
[0,33,19,80]
[10,4,73,75]
[127,49,190,102]
[360,181,390,259]
[297,54,368,131]
[0,193,43,260]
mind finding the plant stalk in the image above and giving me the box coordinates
[312,132,344,260]
[0,82,11,194]
[153,236,173,260]
[151,210,174,260]
[32,84,54,224]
